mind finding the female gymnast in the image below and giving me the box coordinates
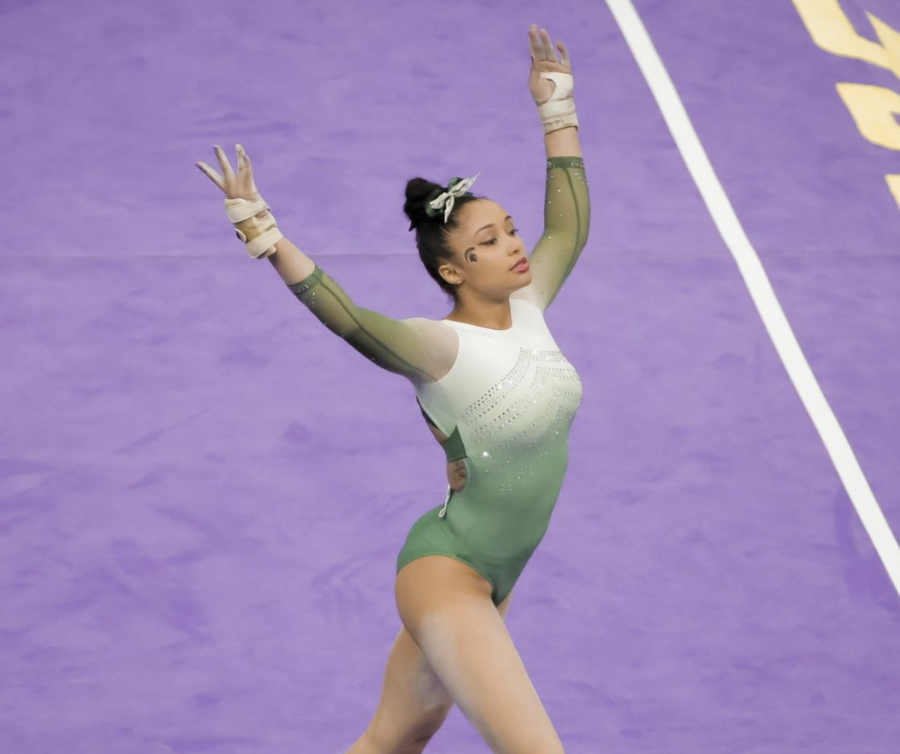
[196,23,590,754]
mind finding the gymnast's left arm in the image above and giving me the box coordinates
[512,24,591,313]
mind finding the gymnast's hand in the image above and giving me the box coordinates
[195,144,262,202]
[423,419,469,491]
[447,458,468,492]
[527,23,573,105]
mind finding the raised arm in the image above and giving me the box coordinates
[515,149,590,312]
[512,25,591,313]
[283,260,456,384]
[194,143,457,386]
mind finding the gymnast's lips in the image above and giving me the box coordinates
[510,257,529,271]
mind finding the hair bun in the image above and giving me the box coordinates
[404,177,444,232]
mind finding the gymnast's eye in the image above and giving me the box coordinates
[483,228,518,245]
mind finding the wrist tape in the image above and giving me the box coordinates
[535,72,580,134]
[224,194,284,259]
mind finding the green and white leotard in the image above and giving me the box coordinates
[288,155,589,605]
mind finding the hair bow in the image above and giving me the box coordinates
[425,172,482,223]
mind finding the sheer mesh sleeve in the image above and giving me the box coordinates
[287,264,457,385]
[511,155,590,312]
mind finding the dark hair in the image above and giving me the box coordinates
[403,177,483,303]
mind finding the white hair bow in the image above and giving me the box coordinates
[427,172,481,223]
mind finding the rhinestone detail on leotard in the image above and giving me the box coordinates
[458,346,583,497]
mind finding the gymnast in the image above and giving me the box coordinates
[196,23,590,754]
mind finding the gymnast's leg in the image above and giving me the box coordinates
[344,573,515,754]
[393,555,564,754]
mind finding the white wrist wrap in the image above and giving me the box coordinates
[224,194,284,259]
[536,72,580,134]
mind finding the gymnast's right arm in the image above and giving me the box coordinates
[269,236,455,384]
[195,143,456,386]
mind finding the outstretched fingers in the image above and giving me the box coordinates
[214,144,236,181]
[529,24,571,71]
[195,156,226,193]
[530,24,554,62]
[196,144,257,199]
[556,39,571,68]
[236,144,259,196]
[529,23,542,61]
[195,145,234,194]
[538,27,556,62]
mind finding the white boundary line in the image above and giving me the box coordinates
[604,0,900,598]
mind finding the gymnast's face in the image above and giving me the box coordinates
[440,199,531,297]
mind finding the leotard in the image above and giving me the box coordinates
[288,155,589,606]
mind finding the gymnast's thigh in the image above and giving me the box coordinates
[394,556,562,754]
[359,579,515,753]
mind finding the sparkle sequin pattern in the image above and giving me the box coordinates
[289,275,318,310]
[460,346,583,497]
